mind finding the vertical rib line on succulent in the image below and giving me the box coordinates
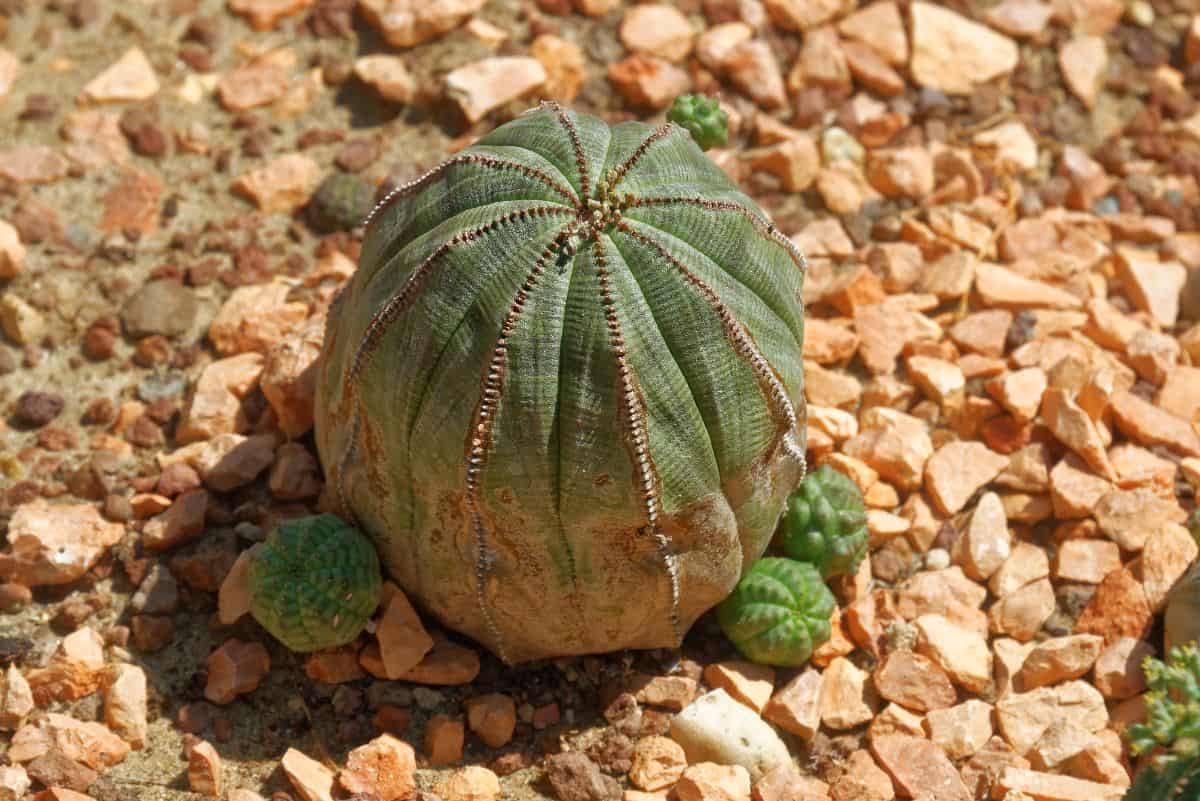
[627,196,808,274]
[605,233,722,487]
[591,237,682,643]
[616,220,804,471]
[334,205,576,524]
[605,122,677,192]
[544,100,592,203]
[621,199,805,350]
[363,153,580,230]
[464,222,583,664]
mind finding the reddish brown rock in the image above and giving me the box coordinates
[870,735,970,801]
[0,501,124,587]
[762,668,822,741]
[425,714,465,766]
[924,699,993,760]
[376,588,434,679]
[188,740,222,797]
[281,747,336,801]
[26,628,107,705]
[873,651,957,713]
[629,736,687,792]
[464,694,516,749]
[435,766,500,801]
[205,639,270,705]
[607,55,689,111]
[338,734,416,801]
[702,662,775,714]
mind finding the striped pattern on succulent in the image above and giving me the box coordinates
[314,102,807,664]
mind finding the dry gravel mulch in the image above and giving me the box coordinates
[1,0,1200,800]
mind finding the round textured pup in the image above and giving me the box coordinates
[316,102,807,664]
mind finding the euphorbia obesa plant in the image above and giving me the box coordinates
[314,102,807,664]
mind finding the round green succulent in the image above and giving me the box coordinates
[780,464,868,579]
[666,94,729,151]
[247,514,383,653]
[315,102,806,664]
[717,557,835,667]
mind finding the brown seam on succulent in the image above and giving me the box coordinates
[543,100,592,204]
[363,153,580,229]
[605,122,677,192]
[617,219,807,472]
[463,221,582,664]
[626,195,809,275]
[590,236,682,643]
[334,204,576,522]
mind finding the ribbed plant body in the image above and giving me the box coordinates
[716,557,834,667]
[780,464,868,579]
[248,514,383,653]
[666,94,729,151]
[315,102,807,664]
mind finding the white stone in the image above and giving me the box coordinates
[669,689,790,782]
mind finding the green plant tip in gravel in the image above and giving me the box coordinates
[666,94,729,151]
[1123,644,1200,801]
[248,514,383,653]
[780,463,868,579]
[717,557,835,667]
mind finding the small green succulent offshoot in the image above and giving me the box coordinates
[666,94,729,151]
[248,514,383,653]
[717,557,835,667]
[780,464,868,579]
[1123,645,1200,801]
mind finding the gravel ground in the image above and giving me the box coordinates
[2,0,1200,800]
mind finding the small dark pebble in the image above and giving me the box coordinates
[335,138,380,173]
[66,0,99,26]
[53,598,101,630]
[25,751,98,792]
[0,584,33,614]
[121,278,198,338]
[178,701,212,734]
[0,347,17,375]
[544,752,621,801]
[18,93,58,121]
[178,43,212,72]
[83,322,117,360]
[131,614,175,652]
[13,390,65,428]
[183,15,220,47]
[318,53,352,85]
[297,128,345,149]
[126,415,165,448]
[131,123,168,157]
[82,397,115,426]
[306,173,374,233]
[133,334,172,367]
[104,493,133,522]
[491,751,534,776]
[586,730,633,775]
[309,0,355,38]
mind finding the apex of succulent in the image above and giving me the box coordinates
[314,101,807,664]
[247,514,383,653]
[666,94,729,151]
